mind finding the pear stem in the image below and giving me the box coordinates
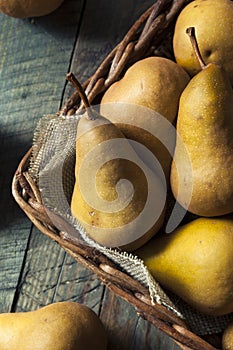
[66,72,96,120]
[186,27,206,70]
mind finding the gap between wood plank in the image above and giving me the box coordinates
[10,223,34,313]
[59,0,87,111]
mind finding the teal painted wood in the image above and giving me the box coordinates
[0,0,85,312]
[0,1,181,349]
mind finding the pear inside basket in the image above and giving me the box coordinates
[12,1,233,349]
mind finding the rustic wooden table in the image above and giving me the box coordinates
[0,1,181,349]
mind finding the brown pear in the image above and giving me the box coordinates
[100,57,190,182]
[173,0,233,85]
[0,0,64,18]
[0,302,107,350]
[223,321,233,350]
[171,28,233,216]
[68,74,166,251]
[136,217,233,316]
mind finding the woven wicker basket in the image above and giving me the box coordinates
[12,1,225,349]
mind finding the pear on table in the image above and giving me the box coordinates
[0,0,64,18]
[171,27,233,217]
[0,302,107,350]
[68,74,166,251]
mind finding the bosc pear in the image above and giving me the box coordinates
[68,74,166,251]
[173,0,233,85]
[100,57,190,182]
[136,217,233,316]
[0,0,64,18]
[0,302,107,350]
[171,27,233,217]
[222,321,233,350]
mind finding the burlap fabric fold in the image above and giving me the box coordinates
[29,113,233,335]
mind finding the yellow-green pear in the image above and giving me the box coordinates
[0,0,64,18]
[66,71,166,252]
[0,301,107,350]
[222,321,233,350]
[173,0,233,85]
[100,57,190,182]
[171,27,233,217]
[71,111,166,251]
[136,217,233,316]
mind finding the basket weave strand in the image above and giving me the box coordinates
[12,1,223,349]
[61,0,188,115]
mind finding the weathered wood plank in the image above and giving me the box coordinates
[100,289,181,350]
[0,0,84,312]
[15,226,105,315]
[63,0,156,100]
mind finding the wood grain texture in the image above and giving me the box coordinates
[0,0,84,312]
[15,226,105,315]
[0,1,181,349]
[101,289,180,350]
[63,0,157,101]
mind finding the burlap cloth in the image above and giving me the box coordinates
[29,113,233,336]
